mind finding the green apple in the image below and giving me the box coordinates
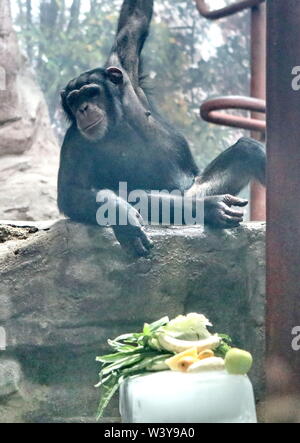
[225,348,253,375]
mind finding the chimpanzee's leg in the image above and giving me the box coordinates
[195,137,266,197]
[106,0,154,89]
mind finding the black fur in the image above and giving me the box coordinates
[57,0,266,256]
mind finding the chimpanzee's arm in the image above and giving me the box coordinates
[107,67,174,145]
[116,0,153,35]
[105,69,248,229]
[57,132,153,256]
[107,0,154,89]
[58,145,246,253]
[58,133,98,225]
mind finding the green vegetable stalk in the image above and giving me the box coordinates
[95,313,233,420]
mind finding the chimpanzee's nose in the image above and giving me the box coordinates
[79,103,89,113]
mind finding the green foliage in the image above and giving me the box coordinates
[95,316,172,420]
[13,0,250,165]
[214,334,233,358]
[95,313,234,419]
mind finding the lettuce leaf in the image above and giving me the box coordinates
[158,313,212,340]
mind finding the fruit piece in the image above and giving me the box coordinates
[158,334,221,354]
[177,356,199,372]
[165,347,198,371]
[187,357,225,373]
[198,349,214,360]
[225,348,253,375]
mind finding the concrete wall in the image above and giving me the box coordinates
[0,221,265,423]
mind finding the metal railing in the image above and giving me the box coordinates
[195,0,266,220]
[200,96,266,132]
[195,0,265,20]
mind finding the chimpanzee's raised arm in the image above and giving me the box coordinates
[106,67,178,145]
[117,0,154,35]
[106,0,154,89]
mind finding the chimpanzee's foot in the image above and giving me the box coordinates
[198,137,266,197]
[204,195,248,229]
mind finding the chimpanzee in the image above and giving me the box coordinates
[58,0,265,257]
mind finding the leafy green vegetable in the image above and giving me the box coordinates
[96,316,172,420]
[95,314,233,420]
[159,313,212,340]
[215,334,233,358]
[96,373,123,420]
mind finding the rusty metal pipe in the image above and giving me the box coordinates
[197,0,266,220]
[250,3,266,221]
[200,96,266,132]
[195,0,265,20]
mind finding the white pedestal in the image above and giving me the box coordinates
[120,370,257,423]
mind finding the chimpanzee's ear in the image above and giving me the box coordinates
[106,67,124,85]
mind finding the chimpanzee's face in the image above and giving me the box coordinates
[61,68,123,142]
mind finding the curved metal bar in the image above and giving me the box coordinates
[195,0,265,20]
[200,96,266,132]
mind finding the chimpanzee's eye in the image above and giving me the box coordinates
[86,85,101,99]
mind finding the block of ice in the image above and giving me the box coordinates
[120,370,257,423]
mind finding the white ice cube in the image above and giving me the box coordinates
[120,370,257,423]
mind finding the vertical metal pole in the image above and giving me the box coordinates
[267,0,300,396]
[250,3,266,220]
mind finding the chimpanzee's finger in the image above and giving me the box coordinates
[120,237,148,258]
[222,214,243,227]
[224,195,248,207]
[133,237,150,257]
[222,221,241,229]
[138,229,154,250]
[136,211,145,226]
[224,207,244,218]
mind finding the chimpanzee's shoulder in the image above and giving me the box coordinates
[61,124,91,153]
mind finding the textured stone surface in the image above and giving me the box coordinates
[0,220,265,423]
[0,1,59,221]
[0,360,22,397]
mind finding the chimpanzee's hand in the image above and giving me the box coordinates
[204,195,248,229]
[112,207,154,257]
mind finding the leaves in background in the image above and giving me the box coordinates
[13,0,250,164]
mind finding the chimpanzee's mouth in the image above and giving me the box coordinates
[84,118,103,131]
